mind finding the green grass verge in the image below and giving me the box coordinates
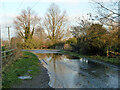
[2,51,40,88]
[60,50,120,66]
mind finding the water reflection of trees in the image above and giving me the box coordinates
[66,55,79,59]
[37,53,68,87]
[78,58,109,77]
[37,53,64,72]
[37,53,116,88]
[49,53,63,73]
[76,58,111,87]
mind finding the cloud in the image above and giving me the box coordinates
[68,14,87,25]
[2,0,81,3]
[0,14,16,18]
[1,0,86,6]
[2,0,118,3]
[90,0,118,2]
[68,13,101,26]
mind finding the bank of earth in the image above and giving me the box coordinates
[2,51,51,88]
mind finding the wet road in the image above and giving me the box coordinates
[27,50,120,88]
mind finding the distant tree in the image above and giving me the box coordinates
[77,24,107,55]
[71,13,93,38]
[14,8,40,42]
[35,25,47,41]
[66,37,77,44]
[86,24,107,52]
[107,27,119,52]
[11,37,23,48]
[92,0,120,54]
[43,3,68,44]
[71,14,94,53]
[2,40,9,47]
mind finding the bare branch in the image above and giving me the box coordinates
[14,8,40,42]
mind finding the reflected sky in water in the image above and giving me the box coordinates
[36,53,119,88]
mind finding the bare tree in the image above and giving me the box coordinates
[35,25,47,41]
[92,0,119,27]
[92,1,120,51]
[71,14,92,38]
[43,3,68,44]
[14,8,40,42]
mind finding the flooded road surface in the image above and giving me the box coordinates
[29,50,119,88]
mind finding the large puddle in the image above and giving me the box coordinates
[29,50,119,88]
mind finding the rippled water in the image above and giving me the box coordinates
[29,50,119,88]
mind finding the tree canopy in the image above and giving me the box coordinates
[14,8,40,42]
[43,4,68,44]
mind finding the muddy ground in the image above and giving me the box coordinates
[12,61,52,88]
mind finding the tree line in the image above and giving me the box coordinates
[13,3,69,49]
[11,1,119,57]
[71,1,119,57]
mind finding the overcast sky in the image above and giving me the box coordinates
[0,0,118,40]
